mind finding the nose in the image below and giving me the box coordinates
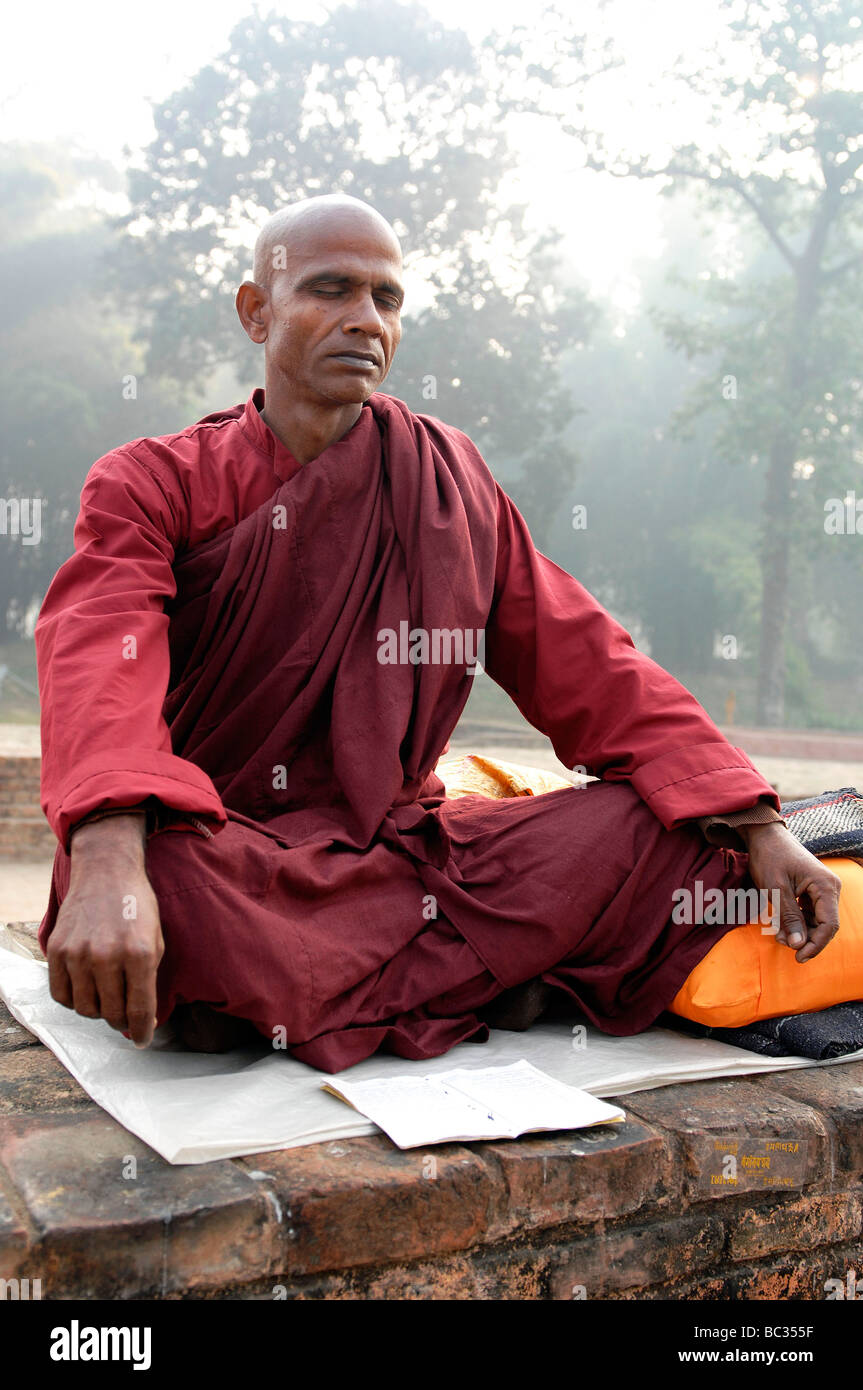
[343,290,384,338]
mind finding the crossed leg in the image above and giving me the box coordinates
[41,781,754,1072]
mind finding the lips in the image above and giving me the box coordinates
[329,351,380,367]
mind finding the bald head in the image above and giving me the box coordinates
[236,191,404,426]
[252,195,401,290]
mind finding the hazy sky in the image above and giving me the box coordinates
[1,0,738,310]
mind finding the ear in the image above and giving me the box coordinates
[236,280,269,343]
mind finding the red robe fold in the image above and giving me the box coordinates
[36,389,778,1070]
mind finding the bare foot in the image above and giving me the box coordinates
[480,979,554,1031]
[172,1003,260,1053]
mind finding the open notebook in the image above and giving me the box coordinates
[323,1059,626,1148]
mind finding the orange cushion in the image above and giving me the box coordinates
[670,857,863,1027]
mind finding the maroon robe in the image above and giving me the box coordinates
[37,390,777,1070]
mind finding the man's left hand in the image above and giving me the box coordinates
[737,821,841,962]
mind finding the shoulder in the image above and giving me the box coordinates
[370,393,492,473]
[76,403,249,552]
[84,402,246,494]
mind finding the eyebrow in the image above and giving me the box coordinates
[296,270,405,304]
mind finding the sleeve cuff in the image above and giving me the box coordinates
[68,798,218,844]
[48,748,227,852]
[628,742,780,828]
[697,799,787,849]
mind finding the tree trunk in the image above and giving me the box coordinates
[755,262,820,726]
[755,433,794,725]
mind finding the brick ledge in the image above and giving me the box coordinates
[2,997,863,1300]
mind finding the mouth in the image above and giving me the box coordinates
[329,351,380,369]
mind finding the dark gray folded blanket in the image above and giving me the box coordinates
[782,786,863,857]
[664,1002,863,1060]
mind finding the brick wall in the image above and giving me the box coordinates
[0,755,54,857]
[2,1003,862,1300]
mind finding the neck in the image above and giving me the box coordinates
[259,388,363,465]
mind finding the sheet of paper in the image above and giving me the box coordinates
[445,1060,627,1132]
[4,943,863,1164]
[324,1073,507,1146]
[323,1059,626,1148]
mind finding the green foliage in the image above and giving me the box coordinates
[112,0,594,546]
[0,144,195,633]
[562,0,863,721]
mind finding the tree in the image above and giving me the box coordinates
[112,0,599,546]
[548,199,766,692]
[557,0,863,724]
[0,143,192,634]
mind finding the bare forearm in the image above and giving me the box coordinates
[70,810,146,852]
[68,812,148,890]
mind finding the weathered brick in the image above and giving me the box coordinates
[237,1133,496,1276]
[0,1002,40,1052]
[722,1241,863,1300]
[252,1242,556,1301]
[0,819,56,856]
[0,1046,92,1114]
[816,1242,863,1301]
[609,1272,730,1300]
[752,1061,863,1177]
[727,1192,862,1263]
[358,1244,554,1300]
[549,1210,726,1298]
[605,1244,859,1301]
[222,1227,863,1304]
[620,1078,827,1198]
[477,1116,673,1239]
[0,1113,278,1298]
[0,1180,29,1281]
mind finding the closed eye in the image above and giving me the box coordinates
[312,288,400,308]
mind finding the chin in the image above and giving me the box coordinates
[325,382,380,405]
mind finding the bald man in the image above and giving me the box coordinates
[35,194,840,1071]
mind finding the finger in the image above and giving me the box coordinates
[776,888,808,952]
[92,960,128,1032]
[125,959,158,1049]
[66,960,102,1020]
[795,882,840,963]
[47,947,74,1010]
[769,912,787,944]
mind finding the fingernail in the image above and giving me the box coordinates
[790,932,805,946]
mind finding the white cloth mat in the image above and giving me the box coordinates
[2,942,861,1165]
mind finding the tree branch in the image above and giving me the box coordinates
[671,164,800,270]
[820,249,863,281]
[582,145,801,271]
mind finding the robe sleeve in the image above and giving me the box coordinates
[482,484,780,830]
[35,450,228,851]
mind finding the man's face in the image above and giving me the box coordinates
[261,211,404,406]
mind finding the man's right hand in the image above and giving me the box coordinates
[47,812,164,1048]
